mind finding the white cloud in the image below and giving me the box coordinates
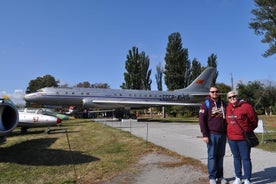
[1,89,25,106]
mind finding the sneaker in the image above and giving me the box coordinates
[244,179,251,184]
[218,177,228,184]
[233,177,242,184]
[210,179,216,184]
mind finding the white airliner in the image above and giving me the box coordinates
[24,67,216,109]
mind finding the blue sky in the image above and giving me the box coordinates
[1,0,275,103]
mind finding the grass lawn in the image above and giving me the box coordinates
[0,119,206,184]
[256,115,276,151]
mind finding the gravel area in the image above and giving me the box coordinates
[103,152,208,184]
[96,119,276,184]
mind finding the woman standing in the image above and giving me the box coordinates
[226,90,258,184]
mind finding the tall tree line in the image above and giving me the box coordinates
[121,47,152,90]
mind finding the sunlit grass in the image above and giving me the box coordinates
[256,115,276,152]
[3,115,273,184]
[0,119,206,184]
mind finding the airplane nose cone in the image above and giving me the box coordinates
[24,93,36,101]
[57,118,62,124]
[23,94,31,101]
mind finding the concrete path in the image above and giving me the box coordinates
[96,119,276,184]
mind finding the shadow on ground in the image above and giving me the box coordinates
[0,137,99,166]
[251,167,276,184]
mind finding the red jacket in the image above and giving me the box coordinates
[226,99,258,140]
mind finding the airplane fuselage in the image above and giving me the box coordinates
[18,111,62,128]
[25,87,207,108]
[24,67,217,109]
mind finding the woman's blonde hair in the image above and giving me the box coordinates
[227,90,238,98]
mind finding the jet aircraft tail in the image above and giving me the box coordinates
[2,95,15,106]
[175,67,216,93]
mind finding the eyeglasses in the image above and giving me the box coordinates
[228,95,237,99]
[210,91,219,93]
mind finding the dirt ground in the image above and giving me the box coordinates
[101,152,209,184]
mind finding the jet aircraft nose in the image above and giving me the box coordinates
[24,93,37,101]
[56,118,62,124]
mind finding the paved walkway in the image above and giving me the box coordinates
[96,119,276,184]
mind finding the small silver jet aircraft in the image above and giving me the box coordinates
[18,108,62,133]
[24,67,216,109]
[0,96,62,138]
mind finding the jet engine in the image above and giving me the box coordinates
[0,99,19,136]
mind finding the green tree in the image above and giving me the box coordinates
[263,83,276,114]
[155,62,164,91]
[216,83,232,101]
[76,81,91,88]
[235,80,276,114]
[207,53,218,85]
[164,32,191,90]
[190,59,202,82]
[121,47,152,90]
[121,47,140,89]
[237,81,264,105]
[26,74,59,93]
[249,0,276,57]
[139,51,152,90]
[91,83,110,88]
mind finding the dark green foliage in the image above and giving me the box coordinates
[237,80,276,114]
[237,81,264,105]
[249,0,276,57]
[121,47,152,90]
[139,51,152,90]
[155,62,164,91]
[190,59,202,82]
[207,53,218,85]
[76,81,91,88]
[75,82,110,88]
[164,32,191,90]
[122,47,140,89]
[216,83,232,101]
[26,74,58,94]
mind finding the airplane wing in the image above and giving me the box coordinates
[84,99,201,107]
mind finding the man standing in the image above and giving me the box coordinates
[199,86,228,184]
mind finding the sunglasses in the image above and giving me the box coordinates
[210,91,219,93]
[228,95,237,99]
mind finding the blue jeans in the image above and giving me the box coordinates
[228,139,252,181]
[207,134,226,179]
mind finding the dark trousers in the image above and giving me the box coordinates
[207,134,226,179]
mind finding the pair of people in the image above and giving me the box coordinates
[199,86,258,184]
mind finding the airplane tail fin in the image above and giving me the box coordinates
[175,67,217,93]
[2,95,15,106]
